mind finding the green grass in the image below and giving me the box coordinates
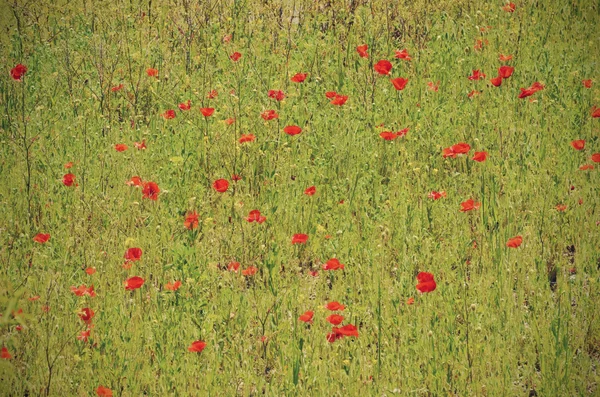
[0,0,599,395]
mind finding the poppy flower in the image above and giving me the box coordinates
[335,324,359,337]
[63,173,75,187]
[325,301,345,311]
[146,68,158,77]
[473,39,487,51]
[498,66,514,79]
[162,110,176,119]
[395,49,411,61]
[582,79,593,88]
[490,75,503,87]
[127,176,143,187]
[78,308,95,324]
[71,284,96,297]
[142,181,160,200]
[468,70,486,81]
[213,179,229,192]
[326,314,344,325]
[460,199,481,212]
[443,142,471,158]
[77,330,91,342]
[592,107,600,118]
[33,233,50,244]
[592,153,600,162]
[468,90,481,98]
[200,107,215,117]
[64,162,73,169]
[114,144,128,152]
[503,2,516,12]
[85,267,96,275]
[231,174,242,181]
[10,64,27,81]
[406,297,415,305]
[499,54,513,61]
[322,258,345,271]
[506,235,523,248]
[1,347,12,359]
[178,100,191,110]
[239,134,256,143]
[134,140,146,150]
[292,234,308,244]
[291,73,307,83]
[356,44,368,58]
[96,386,113,397]
[228,261,240,272]
[242,266,258,276]
[555,204,567,212]
[518,82,544,98]
[246,210,266,224]
[125,276,144,290]
[579,164,594,170]
[428,191,447,200]
[330,94,348,106]
[472,151,488,162]
[165,281,182,291]
[184,211,199,230]
[380,131,398,140]
[416,272,436,293]
[111,84,124,92]
[284,125,302,136]
[268,90,285,101]
[188,340,207,353]
[309,270,319,277]
[325,91,337,99]
[427,81,439,91]
[124,248,142,262]
[390,77,408,91]
[571,140,585,150]
[261,109,279,120]
[304,186,316,196]
[299,311,314,324]
[374,60,392,75]
[230,52,242,61]
[206,90,218,99]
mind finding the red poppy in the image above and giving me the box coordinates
[284,125,302,136]
[85,267,96,275]
[406,297,415,305]
[33,233,51,244]
[299,311,314,324]
[142,181,160,200]
[356,44,368,58]
[498,66,514,79]
[499,54,513,61]
[592,107,600,118]
[325,91,337,99]
[326,314,344,325]
[246,210,266,224]
[200,107,215,117]
[184,211,199,230]
[292,234,308,244]
[162,110,176,119]
[242,266,258,276]
[518,82,544,98]
[555,204,567,212]
[380,131,398,140]
[460,199,481,212]
[96,386,113,397]
[490,75,503,87]
[330,94,348,106]
[207,89,218,99]
[468,90,481,98]
[213,179,229,192]
[291,73,307,83]
[114,144,128,152]
[165,281,182,291]
[268,90,285,101]
[125,276,144,290]
[427,81,439,91]
[146,68,158,77]
[77,330,91,342]
[239,134,256,143]
[1,347,12,359]
[390,77,408,91]
[304,186,316,196]
[468,70,486,81]
[11,64,27,81]
[230,52,242,61]
[228,261,240,272]
[178,100,191,110]
[124,248,142,262]
[579,164,594,170]
[335,324,359,337]
[506,235,523,248]
[63,173,75,187]
[71,284,96,297]
[571,140,585,150]
[503,2,516,12]
[111,84,123,92]
[443,142,471,158]
[396,127,409,138]
[325,301,345,311]
[231,174,242,181]
[261,109,279,120]
[134,140,147,150]
[64,162,73,169]
[188,340,207,353]
[374,60,392,75]
[592,153,600,162]
[127,176,143,187]
[78,307,95,324]
[322,258,345,271]
[428,191,447,200]
[582,79,593,88]
[395,49,411,61]
[472,151,488,162]
[416,272,436,293]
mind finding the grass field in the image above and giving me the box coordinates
[1,0,599,395]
